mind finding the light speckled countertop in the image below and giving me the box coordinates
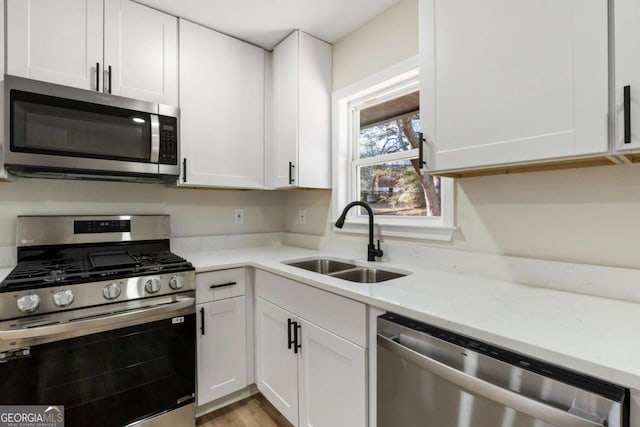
[180,245,640,390]
[2,245,639,390]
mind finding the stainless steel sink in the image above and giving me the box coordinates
[284,258,408,283]
[286,259,357,274]
[329,267,406,283]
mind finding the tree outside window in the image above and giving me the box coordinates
[355,91,441,217]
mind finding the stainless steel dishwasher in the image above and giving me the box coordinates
[377,313,628,427]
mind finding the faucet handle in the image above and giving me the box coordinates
[376,240,384,257]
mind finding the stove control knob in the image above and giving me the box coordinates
[145,278,161,294]
[16,294,41,313]
[103,283,121,300]
[53,289,74,307]
[169,275,184,290]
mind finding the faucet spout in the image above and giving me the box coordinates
[334,201,383,262]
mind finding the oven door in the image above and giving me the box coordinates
[0,296,196,427]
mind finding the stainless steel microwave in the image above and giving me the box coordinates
[1,75,180,183]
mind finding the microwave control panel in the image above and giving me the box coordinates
[159,116,178,165]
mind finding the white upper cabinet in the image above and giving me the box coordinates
[179,19,265,188]
[420,0,609,174]
[104,0,178,106]
[6,0,178,105]
[269,31,332,189]
[7,0,104,91]
[613,0,640,152]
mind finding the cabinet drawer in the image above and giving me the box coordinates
[197,268,246,304]
[255,270,366,347]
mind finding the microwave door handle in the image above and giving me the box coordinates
[150,115,160,163]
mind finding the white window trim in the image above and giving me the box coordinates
[331,56,456,242]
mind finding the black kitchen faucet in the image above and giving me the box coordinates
[334,201,383,262]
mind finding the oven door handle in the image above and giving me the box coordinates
[377,334,603,427]
[0,297,195,344]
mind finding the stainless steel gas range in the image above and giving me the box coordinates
[0,215,196,427]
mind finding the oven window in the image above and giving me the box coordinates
[11,90,152,162]
[0,314,196,427]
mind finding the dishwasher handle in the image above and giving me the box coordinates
[377,334,604,427]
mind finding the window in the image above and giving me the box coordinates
[333,58,455,241]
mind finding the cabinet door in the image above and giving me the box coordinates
[298,319,366,427]
[255,298,299,426]
[104,0,178,105]
[197,297,247,406]
[7,0,103,90]
[298,32,332,189]
[270,31,299,189]
[420,0,608,173]
[179,20,265,188]
[614,0,640,151]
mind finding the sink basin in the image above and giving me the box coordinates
[329,267,406,283]
[286,259,357,274]
[284,257,409,283]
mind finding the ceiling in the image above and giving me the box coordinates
[134,0,400,50]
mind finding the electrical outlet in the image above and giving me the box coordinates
[298,209,307,224]
[234,209,244,225]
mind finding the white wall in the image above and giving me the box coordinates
[332,0,418,90]
[286,0,640,270]
[0,179,285,247]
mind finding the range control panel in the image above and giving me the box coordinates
[74,220,131,234]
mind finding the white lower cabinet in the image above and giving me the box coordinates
[255,298,300,423]
[297,318,366,427]
[255,270,367,427]
[196,269,248,407]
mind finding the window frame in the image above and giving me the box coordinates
[332,56,456,241]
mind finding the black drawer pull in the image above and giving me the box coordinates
[210,281,237,289]
[418,132,426,167]
[200,307,205,335]
[107,65,112,94]
[95,62,100,92]
[288,161,295,185]
[287,318,295,349]
[182,158,187,183]
[294,322,301,354]
[624,85,632,144]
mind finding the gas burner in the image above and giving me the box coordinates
[43,270,66,282]
[0,215,195,323]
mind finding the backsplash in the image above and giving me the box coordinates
[0,178,286,247]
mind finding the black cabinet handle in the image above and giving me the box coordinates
[95,62,100,92]
[210,281,237,289]
[108,65,112,94]
[418,132,426,167]
[293,322,301,354]
[200,307,205,335]
[288,162,295,185]
[287,318,295,350]
[182,158,187,183]
[624,85,631,144]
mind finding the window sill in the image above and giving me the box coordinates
[331,219,456,242]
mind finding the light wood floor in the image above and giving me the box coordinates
[196,394,293,427]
